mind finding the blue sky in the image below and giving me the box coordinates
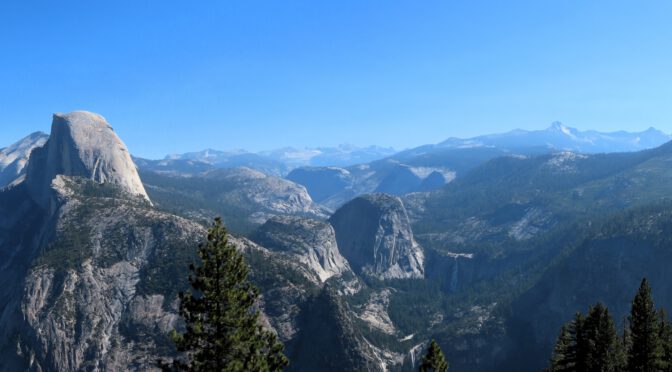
[1,1,671,158]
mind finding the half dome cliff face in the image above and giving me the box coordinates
[25,111,151,206]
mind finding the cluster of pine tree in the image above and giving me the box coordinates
[548,278,672,372]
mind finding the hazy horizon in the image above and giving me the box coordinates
[2,118,670,160]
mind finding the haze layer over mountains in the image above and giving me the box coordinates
[132,122,672,210]
[133,122,671,177]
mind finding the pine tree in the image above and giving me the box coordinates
[573,312,589,372]
[164,217,288,371]
[628,278,663,372]
[548,324,575,372]
[419,339,449,372]
[548,313,584,371]
[623,316,633,364]
[582,303,625,372]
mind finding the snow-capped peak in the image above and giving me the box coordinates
[548,121,575,137]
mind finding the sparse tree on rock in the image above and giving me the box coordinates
[162,217,288,371]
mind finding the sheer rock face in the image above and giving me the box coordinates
[25,111,150,206]
[22,262,150,371]
[4,176,317,371]
[251,216,351,282]
[0,132,48,188]
[330,193,424,279]
[0,175,205,371]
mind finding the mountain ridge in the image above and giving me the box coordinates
[288,123,672,211]
[435,122,670,153]
[0,131,48,188]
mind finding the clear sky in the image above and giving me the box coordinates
[1,1,671,158]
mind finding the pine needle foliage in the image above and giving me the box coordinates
[164,217,288,371]
[628,278,663,372]
[419,339,449,372]
[548,320,579,372]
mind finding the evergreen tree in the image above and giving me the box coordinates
[623,316,633,363]
[628,278,663,372]
[419,339,449,372]
[164,217,288,371]
[574,312,589,372]
[549,313,584,371]
[658,309,672,372]
[582,303,625,372]
[549,324,575,372]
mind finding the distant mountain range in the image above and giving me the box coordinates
[6,122,669,211]
[145,123,670,177]
[287,123,672,208]
[396,122,670,158]
[157,144,397,176]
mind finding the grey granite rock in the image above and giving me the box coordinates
[252,215,351,282]
[25,111,150,207]
[0,132,48,188]
[330,193,424,279]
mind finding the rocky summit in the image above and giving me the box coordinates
[330,193,425,279]
[25,111,151,207]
